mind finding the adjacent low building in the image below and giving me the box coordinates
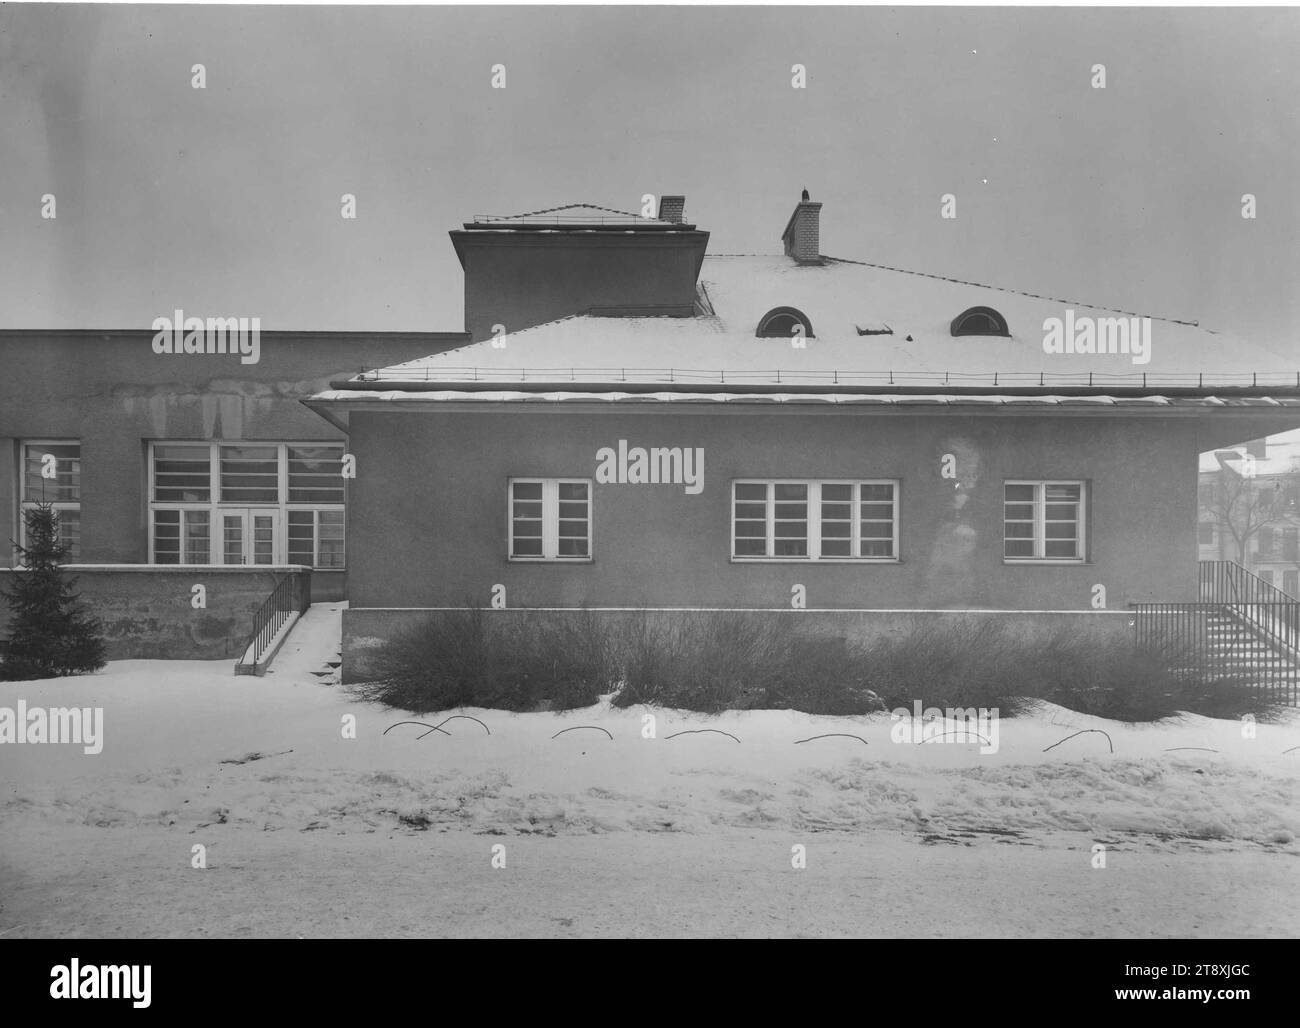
[0,329,466,658]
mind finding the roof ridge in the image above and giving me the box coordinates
[702,253,1208,328]
[821,255,1206,328]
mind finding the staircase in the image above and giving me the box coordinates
[259,603,346,682]
[1203,606,1298,678]
[1132,561,1300,705]
[234,573,312,676]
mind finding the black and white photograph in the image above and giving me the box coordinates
[0,0,1297,985]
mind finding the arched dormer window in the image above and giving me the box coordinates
[756,306,814,339]
[950,306,1010,337]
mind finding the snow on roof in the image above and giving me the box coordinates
[323,255,1299,399]
[311,389,1300,412]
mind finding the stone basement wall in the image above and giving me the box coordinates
[0,565,312,661]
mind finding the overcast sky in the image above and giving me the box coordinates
[2,4,1298,360]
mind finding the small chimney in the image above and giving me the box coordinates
[781,190,823,264]
[657,195,686,224]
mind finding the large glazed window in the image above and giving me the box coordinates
[732,480,898,561]
[149,441,345,567]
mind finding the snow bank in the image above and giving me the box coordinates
[3,651,1298,851]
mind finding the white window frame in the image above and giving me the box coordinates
[287,508,346,571]
[19,439,82,560]
[507,478,593,562]
[730,479,900,562]
[151,507,215,566]
[147,441,345,568]
[1003,480,1087,564]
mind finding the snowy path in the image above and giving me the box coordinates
[3,824,1295,938]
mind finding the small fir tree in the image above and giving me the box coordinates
[0,502,106,680]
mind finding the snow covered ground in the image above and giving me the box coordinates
[2,606,1298,938]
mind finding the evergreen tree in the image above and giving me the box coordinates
[0,503,106,680]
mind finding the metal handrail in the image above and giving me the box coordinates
[237,574,307,670]
[1200,560,1300,659]
[1133,599,1298,706]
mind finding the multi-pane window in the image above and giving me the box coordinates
[149,442,345,567]
[20,442,81,559]
[288,509,345,569]
[1258,526,1275,559]
[732,481,898,560]
[1285,527,1299,562]
[287,446,347,503]
[153,508,211,565]
[1004,481,1085,562]
[1198,521,1214,545]
[509,479,591,560]
[219,445,279,503]
[153,444,211,502]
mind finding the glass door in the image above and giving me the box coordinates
[220,509,281,565]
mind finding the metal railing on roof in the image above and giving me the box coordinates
[350,366,1300,389]
[471,214,666,227]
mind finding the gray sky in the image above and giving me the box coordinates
[2,5,1298,359]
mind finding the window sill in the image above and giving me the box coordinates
[730,557,902,565]
[507,557,594,564]
[1002,560,1091,566]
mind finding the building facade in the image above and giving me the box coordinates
[307,195,1300,681]
[6,193,1299,671]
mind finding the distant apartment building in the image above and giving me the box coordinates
[1198,433,1300,596]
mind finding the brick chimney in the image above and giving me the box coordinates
[781,191,823,264]
[657,195,686,224]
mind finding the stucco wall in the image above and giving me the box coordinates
[343,408,1206,615]
[455,233,708,342]
[0,565,310,661]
